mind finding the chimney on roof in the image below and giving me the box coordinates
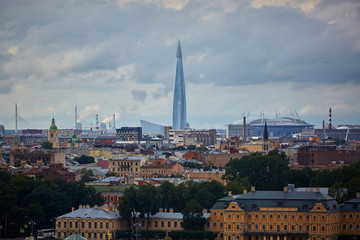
[316,187,320,193]
[284,187,288,193]
[169,208,174,213]
[251,186,255,192]
[164,208,167,213]
[202,209,208,214]
[72,207,75,212]
[79,205,82,209]
[86,205,90,209]
[356,192,360,198]
[159,208,163,212]
[228,191,232,196]
[243,189,247,194]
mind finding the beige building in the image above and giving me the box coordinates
[108,156,146,177]
[56,204,123,240]
[48,118,59,148]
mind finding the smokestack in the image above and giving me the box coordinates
[329,107,332,129]
[15,103,18,134]
[243,116,246,141]
[322,120,325,129]
[75,106,77,129]
[96,114,99,130]
[113,114,116,130]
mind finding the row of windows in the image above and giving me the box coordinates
[112,161,139,166]
[142,169,171,174]
[342,213,360,219]
[213,221,334,233]
[58,221,110,229]
[112,167,138,172]
[103,196,121,202]
[216,212,332,222]
[58,231,110,239]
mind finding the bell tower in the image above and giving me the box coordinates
[48,117,59,148]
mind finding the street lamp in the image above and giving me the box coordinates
[133,223,141,240]
[29,221,36,237]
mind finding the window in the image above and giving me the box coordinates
[94,222,97,228]
[291,215,295,219]
[321,226,325,232]
[313,226,316,232]
[228,236,231,240]
[263,215,266,219]
[277,215,280,219]
[214,222,217,227]
[64,222,67,228]
[299,215,302,219]
[110,196,114,202]
[82,222,85,228]
[248,224,251,230]
[88,233,91,238]
[284,225,288,231]
[161,221,164,227]
[228,224,231,230]
[299,225,302,231]
[255,224,258,230]
[220,212,223,216]
[270,215,273,219]
[100,233,103,239]
[94,233,97,239]
[100,222,103,228]
[284,215,288,219]
[70,222,72,228]
[75,222,78,228]
[228,214,231,219]
[292,225,295,231]
[214,212,217,216]
[237,214,240,219]
[277,225,280,231]
[237,224,240,230]
[221,222,223,227]
[106,223,108,228]
[255,214,258,219]
[270,225,273,230]
[263,225,266,230]
[155,221,158,227]
[168,221,171,227]
[58,222,61,228]
[89,222,91,228]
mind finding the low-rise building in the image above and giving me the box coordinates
[56,204,123,240]
[140,159,184,178]
[108,156,146,177]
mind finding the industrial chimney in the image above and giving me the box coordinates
[113,114,116,131]
[243,116,246,141]
[329,108,332,129]
[96,114,99,130]
[15,103,18,134]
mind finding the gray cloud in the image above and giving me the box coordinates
[0,0,359,128]
[131,90,147,102]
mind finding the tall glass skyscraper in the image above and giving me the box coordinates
[172,40,187,129]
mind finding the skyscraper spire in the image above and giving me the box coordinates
[172,40,187,129]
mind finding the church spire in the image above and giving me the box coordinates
[263,121,268,140]
[176,40,182,58]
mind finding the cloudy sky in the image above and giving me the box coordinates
[1,0,360,130]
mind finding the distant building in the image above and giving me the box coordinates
[116,127,142,142]
[0,124,4,135]
[296,145,360,169]
[48,118,60,148]
[168,129,217,146]
[301,128,360,141]
[140,120,165,134]
[108,156,145,177]
[172,40,187,130]
[227,116,313,138]
[140,159,184,178]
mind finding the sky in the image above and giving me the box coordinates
[1,0,360,130]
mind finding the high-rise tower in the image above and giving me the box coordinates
[172,40,187,129]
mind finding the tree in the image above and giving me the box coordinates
[224,150,289,190]
[118,187,138,229]
[187,145,196,151]
[226,177,251,194]
[41,141,53,149]
[137,185,160,229]
[181,199,206,231]
[74,155,95,164]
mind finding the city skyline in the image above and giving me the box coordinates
[0,0,360,130]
